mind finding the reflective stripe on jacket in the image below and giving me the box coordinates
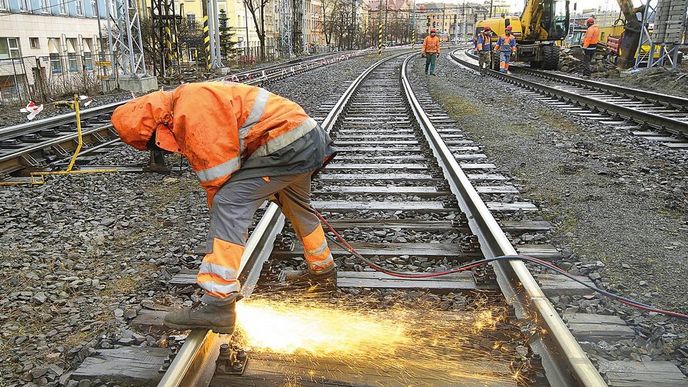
[111,82,318,206]
[495,34,517,53]
[582,25,600,48]
[476,33,492,52]
[422,35,441,53]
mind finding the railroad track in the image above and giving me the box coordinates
[61,52,612,386]
[0,50,369,179]
[450,49,688,149]
[60,51,688,386]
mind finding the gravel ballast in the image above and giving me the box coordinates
[0,52,393,386]
[409,53,687,374]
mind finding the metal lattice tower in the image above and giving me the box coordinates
[280,0,293,57]
[151,0,181,77]
[634,0,688,69]
[106,0,148,77]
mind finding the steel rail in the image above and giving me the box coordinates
[401,53,607,386]
[0,50,369,143]
[0,51,371,177]
[157,204,285,387]
[450,50,688,136]
[461,49,688,109]
[512,67,688,109]
[0,102,120,142]
[157,51,406,387]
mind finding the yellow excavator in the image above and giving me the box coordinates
[610,0,644,68]
[476,0,570,70]
[477,0,644,70]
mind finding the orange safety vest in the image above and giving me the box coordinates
[494,34,517,52]
[583,25,600,48]
[111,82,317,206]
[422,35,441,54]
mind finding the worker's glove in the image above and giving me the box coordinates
[421,53,426,58]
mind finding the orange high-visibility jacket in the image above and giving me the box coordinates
[583,25,601,48]
[422,35,441,54]
[111,82,318,205]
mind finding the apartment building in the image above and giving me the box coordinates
[415,2,488,41]
[0,0,107,101]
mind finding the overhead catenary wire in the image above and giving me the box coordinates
[309,208,688,322]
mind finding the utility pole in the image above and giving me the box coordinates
[93,0,104,62]
[411,0,416,47]
[212,0,222,68]
[383,0,389,45]
[462,0,466,42]
[489,0,492,18]
[244,3,250,56]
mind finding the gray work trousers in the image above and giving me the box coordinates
[200,171,327,304]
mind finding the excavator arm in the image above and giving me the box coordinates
[616,0,645,68]
[521,0,546,41]
[520,0,569,41]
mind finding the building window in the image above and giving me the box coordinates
[0,0,7,10]
[82,38,93,70]
[20,0,30,11]
[59,0,67,14]
[67,39,78,72]
[40,0,49,12]
[0,38,21,59]
[50,53,62,73]
[30,38,40,49]
[76,0,83,15]
[83,52,93,70]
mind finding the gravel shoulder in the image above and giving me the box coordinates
[414,53,688,321]
[594,63,688,98]
[0,52,390,386]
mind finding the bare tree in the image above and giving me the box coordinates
[321,0,339,46]
[244,0,270,61]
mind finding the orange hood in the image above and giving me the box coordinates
[111,91,176,151]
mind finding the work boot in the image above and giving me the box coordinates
[279,265,337,291]
[164,301,237,334]
[143,149,171,174]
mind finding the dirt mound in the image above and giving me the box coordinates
[559,45,620,77]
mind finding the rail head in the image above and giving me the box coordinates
[512,63,688,109]
[157,51,406,387]
[1,50,366,144]
[450,49,688,136]
[157,204,285,387]
[401,53,607,387]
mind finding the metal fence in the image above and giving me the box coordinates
[213,44,336,68]
[0,53,114,105]
[0,44,341,104]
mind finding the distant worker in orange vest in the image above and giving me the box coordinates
[476,26,494,74]
[422,29,441,76]
[111,82,336,334]
[582,17,601,76]
[494,25,517,74]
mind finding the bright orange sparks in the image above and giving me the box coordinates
[235,299,410,356]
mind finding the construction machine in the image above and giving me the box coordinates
[609,0,644,68]
[476,0,570,70]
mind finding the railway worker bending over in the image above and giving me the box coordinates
[422,29,441,76]
[476,26,494,74]
[111,82,337,334]
[582,17,600,76]
[494,25,517,74]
